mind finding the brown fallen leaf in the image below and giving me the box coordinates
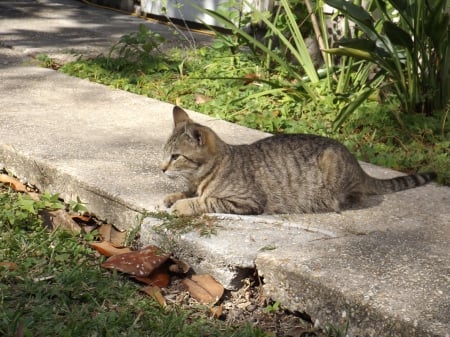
[210,304,224,319]
[191,274,224,300]
[98,223,112,242]
[194,93,212,104]
[182,278,214,304]
[89,241,132,257]
[182,274,224,305]
[109,225,128,247]
[0,174,27,192]
[140,286,167,307]
[243,72,262,85]
[0,261,18,270]
[134,266,170,288]
[101,245,171,277]
[98,224,128,246]
[40,209,82,233]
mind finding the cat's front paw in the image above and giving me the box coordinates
[171,199,198,216]
[164,192,188,208]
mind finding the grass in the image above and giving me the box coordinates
[56,45,449,186]
[0,186,266,337]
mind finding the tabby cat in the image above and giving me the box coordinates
[160,106,436,216]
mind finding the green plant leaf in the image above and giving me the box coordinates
[324,47,375,62]
[333,87,375,129]
[383,22,413,49]
[325,0,373,24]
[337,38,377,52]
[277,0,319,82]
[388,0,407,11]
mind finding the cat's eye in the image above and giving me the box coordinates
[170,154,180,161]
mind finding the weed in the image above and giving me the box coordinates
[324,320,349,337]
[146,211,220,251]
[34,53,60,69]
[264,300,281,313]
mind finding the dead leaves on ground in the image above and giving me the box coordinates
[0,174,28,192]
[182,274,224,305]
[89,241,132,257]
[1,173,226,314]
[96,242,225,309]
[101,245,171,277]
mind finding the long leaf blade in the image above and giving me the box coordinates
[324,47,375,62]
[333,87,375,129]
[383,22,413,49]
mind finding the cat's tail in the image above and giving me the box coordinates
[363,171,436,195]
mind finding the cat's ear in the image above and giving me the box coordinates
[189,126,215,149]
[173,106,191,127]
[189,127,207,146]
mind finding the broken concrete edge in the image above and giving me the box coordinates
[139,213,341,289]
[0,144,143,231]
[256,252,445,337]
[139,216,256,289]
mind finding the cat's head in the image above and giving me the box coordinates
[160,106,222,180]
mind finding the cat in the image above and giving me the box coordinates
[160,106,436,216]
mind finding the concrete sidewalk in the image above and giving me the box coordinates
[1,1,449,336]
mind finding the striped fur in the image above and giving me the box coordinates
[160,107,436,216]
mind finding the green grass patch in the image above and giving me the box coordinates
[57,46,449,185]
[0,187,266,337]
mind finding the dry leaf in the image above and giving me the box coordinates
[140,286,167,307]
[182,278,214,304]
[40,209,82,233]
[89,241,132,257]
[182,274,224,304]
[134,266,170,288]
[98,224,112,242]
[0,261,18,270]
[101,245,171,277]
[191,274,224,300]
[109,225,128,247]
[194,93,212,104]
[0,174,27,192]
[243,73,262,85]
[210,304,224,319]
